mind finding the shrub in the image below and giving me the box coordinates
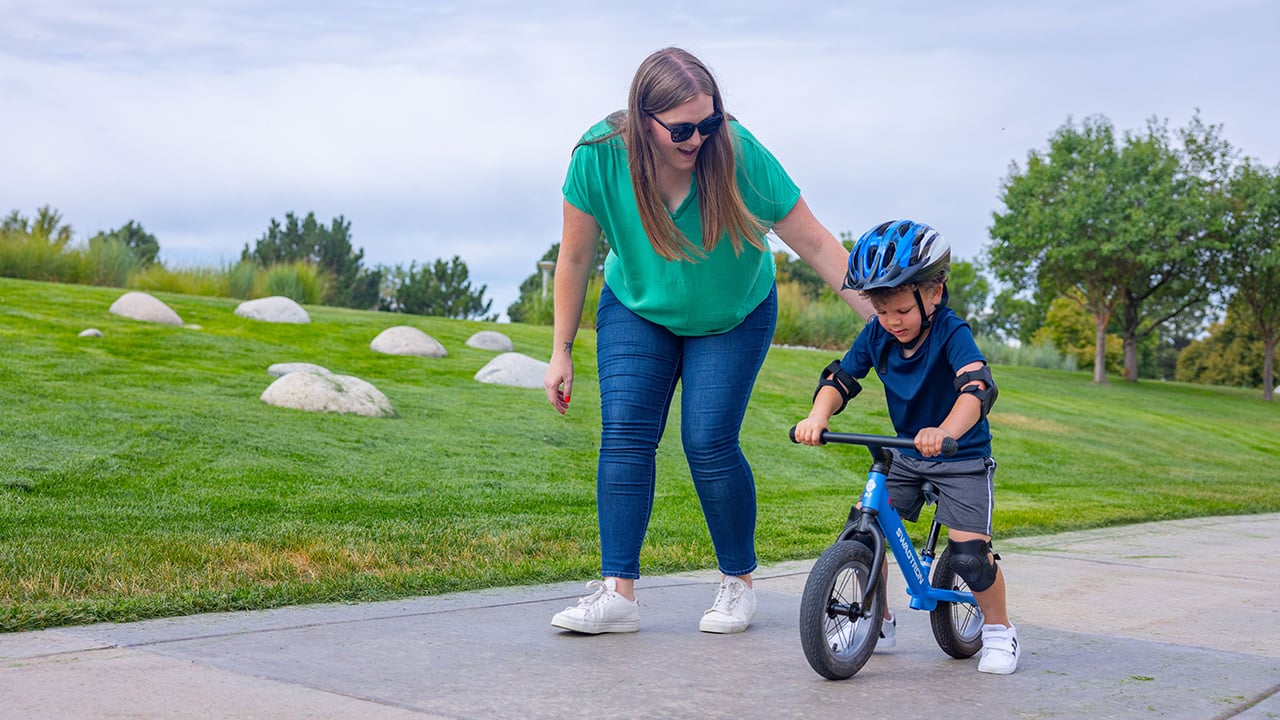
[225,260,258,299]
[262,261,329,305]
[773,282,858,350]
[978,335,1079,371]
[129,264,229,296]
[84,237,142,287]
[0,231,78,282]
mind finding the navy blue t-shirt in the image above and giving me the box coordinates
[839,306,992,461]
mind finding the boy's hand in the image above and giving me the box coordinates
[914,427,953,457]
[793,417,830,446]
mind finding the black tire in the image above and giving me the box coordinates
[928,544,985,658]
[799,541,885,680]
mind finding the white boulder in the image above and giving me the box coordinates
[474,352,549,389]
[466,330,514,352]
[109,291,183,326]
[371,326,447,357]
[267,362,331,378]
[260,372,394,418]
[235,296,311,324]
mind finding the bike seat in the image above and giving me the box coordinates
[921,481,939,506]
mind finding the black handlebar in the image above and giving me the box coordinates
[789,427,958,457]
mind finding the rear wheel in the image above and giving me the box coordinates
[928,544,985,658]
[799,541,885,680]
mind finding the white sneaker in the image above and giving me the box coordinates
[875,610,896,651]
[698,576,756,634]
[551,579,640,634]
[978,623,1020,674]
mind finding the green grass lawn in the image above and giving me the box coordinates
[2,276,1277,631]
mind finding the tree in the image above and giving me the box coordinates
[383,256,496,320]
[1032,291,1123,375]
[4,206,74,247]
[1,210,27,233]
[1176,304,1265,390]
[946,259,991,336]
[990,117,1123,382]
[986,287,1043,345]
[32,206,74,247]
[89,220,160,266]
[989,114,1226,383]
[774,250,828,300]
[1109,114,1230,382]
[242,212,382,309]
[507,235,609,324]
[1221,159,1280,399]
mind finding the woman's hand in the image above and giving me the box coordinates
[545,351,573,415]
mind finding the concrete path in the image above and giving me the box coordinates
[2,514,1277,719]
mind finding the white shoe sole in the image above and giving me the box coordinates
[551,614,639,634]
[978,659,1018,674]
[698,613,753,634]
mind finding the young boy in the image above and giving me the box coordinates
[792,219,1019,674]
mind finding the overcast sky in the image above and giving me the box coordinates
[4,1,1278,319]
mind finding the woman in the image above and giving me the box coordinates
[546,47,871,635]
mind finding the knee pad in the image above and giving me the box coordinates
[949,539,998,592]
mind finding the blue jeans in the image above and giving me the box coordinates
[594,283,777,579]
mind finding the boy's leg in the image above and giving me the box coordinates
[949,528,1019,674]
[948,529,1009,626]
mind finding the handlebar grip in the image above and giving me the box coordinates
[790,426,958,456]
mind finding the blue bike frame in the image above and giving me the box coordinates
[825,432,975,613]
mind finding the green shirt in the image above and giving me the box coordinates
[562,118,801,336]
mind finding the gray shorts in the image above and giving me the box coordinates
[886,451,997,536]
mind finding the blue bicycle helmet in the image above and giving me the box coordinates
[843,220,950,291]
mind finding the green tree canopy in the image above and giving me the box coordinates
[3,206,74,247]
[89,220,159,267]
[1032,291,1123,375]
[985,287,1043,345]
[242,212,381,309]
[1176,303,1266,390]
[1221,159,1280,399]
[989,114,1228,383]
[383,256,495,320]
[946,259,991,336]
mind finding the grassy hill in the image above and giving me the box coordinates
[2,276,1277,631]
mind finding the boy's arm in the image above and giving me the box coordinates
[915,360,989,457]
[794,385,847,446]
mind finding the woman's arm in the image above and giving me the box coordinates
[544,200,600,414]
[772,196,874,321]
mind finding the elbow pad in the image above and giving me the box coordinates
[954,365,998,418]
[815,360,862,415]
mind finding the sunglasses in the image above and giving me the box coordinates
[648,112,724,143]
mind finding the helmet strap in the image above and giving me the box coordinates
[901,287,937,353]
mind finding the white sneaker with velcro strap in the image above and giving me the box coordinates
[978,623,1020,674]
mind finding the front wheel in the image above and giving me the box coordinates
[928,544,985,658]
[799,541,885,680]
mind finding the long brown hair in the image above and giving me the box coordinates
[578,47,766,261]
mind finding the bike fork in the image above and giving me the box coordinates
[836,508,886,620]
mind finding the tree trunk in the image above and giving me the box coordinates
[1094,317,1109,384]
[1123,335,1139,382]
[1264,333,1276,402]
